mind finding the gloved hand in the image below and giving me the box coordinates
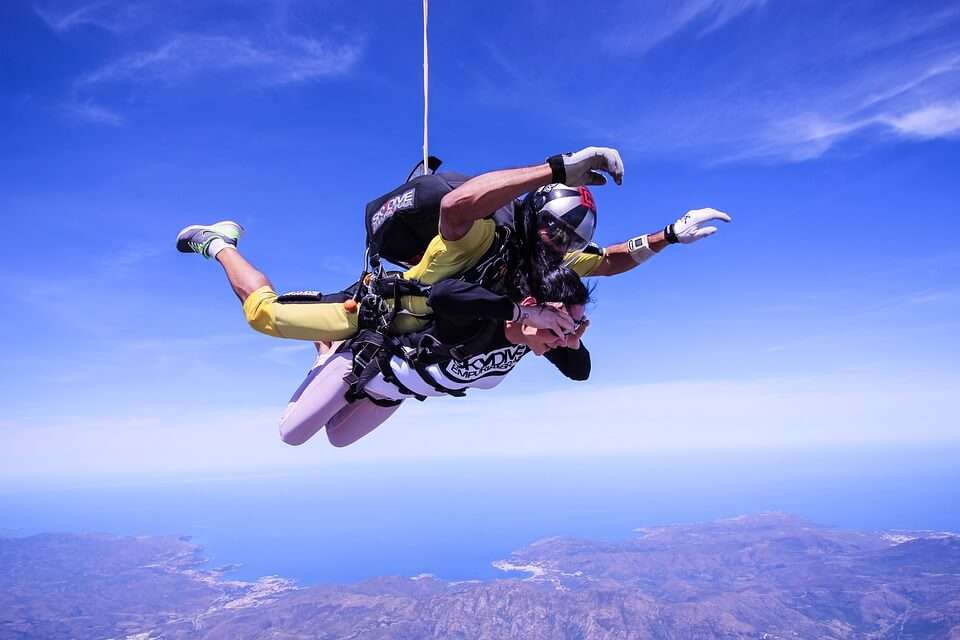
[514,303,575,337]
[547,146,624,187]
[665,208,732,244]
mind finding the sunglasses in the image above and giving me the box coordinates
[540,218,588,253]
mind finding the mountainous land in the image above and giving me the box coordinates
[2,513,959,639]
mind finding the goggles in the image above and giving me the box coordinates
[540,217,589,254]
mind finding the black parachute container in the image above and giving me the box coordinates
[355,156,520,310]
[363,158,470,269]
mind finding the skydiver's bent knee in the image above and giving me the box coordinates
[243,286,284,337]
[278,421,311,446]
[242,286,359,341]
[325,430,355,448]
[324,398,402,447]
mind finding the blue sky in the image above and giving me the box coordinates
[1,0,958,484]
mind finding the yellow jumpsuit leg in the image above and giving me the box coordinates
[242,218,501,341]
[242,286,433,341]
[243,286,359,341]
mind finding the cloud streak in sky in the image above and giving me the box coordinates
[34,0,152,34]
[603,0,766,55]
[64,99,124,126]
[715,9,960,161]
[37,1,363,125]
[75,34,360,90]
[734,55,960,162]
[562,2,960,163]
[4,369,957,484]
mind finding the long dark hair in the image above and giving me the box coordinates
[538,266,592,307]
[505,199,567,302]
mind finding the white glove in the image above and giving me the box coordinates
[665,208,732,244]
[547,146,624,187]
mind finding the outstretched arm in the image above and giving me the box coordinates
[439,164,552,241]
[587,207,732,277]
[589,229,669,276]
[439,147,625,241]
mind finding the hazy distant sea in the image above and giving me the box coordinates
[3,446,958,585]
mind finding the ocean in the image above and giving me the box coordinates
[2,446,958,585]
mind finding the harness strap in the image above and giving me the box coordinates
[457,224,515,292]
[343,330,430,404]
[341,271,504,403]
[356,274,433,333]
[376,348,428,402]
[407,353,467,398]
[412,322,498,367]
[369,275,430,299]
[342,334,386,403]
[364,394,404,408]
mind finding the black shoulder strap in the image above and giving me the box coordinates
[457,224,516,292]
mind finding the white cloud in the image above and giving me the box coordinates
[3,369,956,485]
[604,0,766,55]
[857,55,960,111]
[882,102,960,138]
[698,0,767,33]
[64,99,124,126]
[75,33,360,90]
[716,58,960,163]
[34,1,152,34]
[738,101,960,163]
[40,1,364,125]
[0,407,295,485]
[401,371,960,457]
[588,4,960,163]
[843,5,960,57]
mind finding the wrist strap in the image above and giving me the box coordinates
[546,155,566,184]
[626,234,655,264]
[664,223,679,244]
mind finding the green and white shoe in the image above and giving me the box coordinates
[176,220,244,259]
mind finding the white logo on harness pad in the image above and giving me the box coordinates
[371,188,415,232]
[443,344,529,382]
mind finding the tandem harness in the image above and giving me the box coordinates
[337,271,499,407]
[335,157,523,407]
[339,271,430,407]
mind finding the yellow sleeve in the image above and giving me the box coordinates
[402,219,497,284]
[562,247,605,277]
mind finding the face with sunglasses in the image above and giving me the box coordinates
[506,302,589,355]
[537,216,589,254]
